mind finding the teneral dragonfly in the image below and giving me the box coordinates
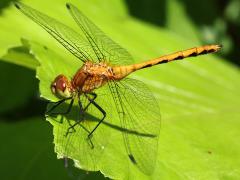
[15,2,221,175]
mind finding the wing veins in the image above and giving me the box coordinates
[67,4,106,62]
[16,2,94,62]
[108,82,132,156]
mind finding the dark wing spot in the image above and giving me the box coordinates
[128,154,137,164]
[207,151,212,154]
[66,3,71,9]
[14,3,20,9]
[157,59,168,65]
[175,56,184,60]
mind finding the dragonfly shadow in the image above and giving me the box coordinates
[86,113,157,138]
[47,102,156,138]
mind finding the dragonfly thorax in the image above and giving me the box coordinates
[72,61,114,93]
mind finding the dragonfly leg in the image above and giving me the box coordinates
[65,98,84,136]
[84,94,106,140]
[47,98,74,126]
[65,95,95,135]
[65,93,99,148]
[82,93,97,148]
[46,97,73,115]
[78,123,94,149]
[83,93,97,111]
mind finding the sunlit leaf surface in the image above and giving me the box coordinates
[0,0,240,179]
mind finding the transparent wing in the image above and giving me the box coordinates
[66,3,134,65]
[15,2,94,62]
[108,78,161,175]
[47,78,160,174]
[49,95,110,171]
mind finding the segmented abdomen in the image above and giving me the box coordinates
[113,44,222,80]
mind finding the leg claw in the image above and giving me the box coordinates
[86,135,94,149]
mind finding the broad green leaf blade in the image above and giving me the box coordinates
[1,42,38,70]
[0,0,128,62]
[1,0,240,179]
[31,41,140,177]
[0,117,105,180]
[32,41,80,101]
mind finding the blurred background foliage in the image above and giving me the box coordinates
[0,0,239,179]
[127,0,240,65]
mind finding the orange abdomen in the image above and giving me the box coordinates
[113,44,222,80]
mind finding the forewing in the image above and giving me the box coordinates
[66,3,134,65]
[15,2,93,62]
[109,78,161,175]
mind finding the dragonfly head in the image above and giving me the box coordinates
[51,75,72,99]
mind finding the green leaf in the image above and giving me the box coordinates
[1,39,39,70]
[1,0,240,179]
[0,117,105,180]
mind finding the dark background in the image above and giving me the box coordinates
[126,0,240,66]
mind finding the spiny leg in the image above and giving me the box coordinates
[65,97,84,136]
[83,93,97,148]
[46,98,74,125]
[65,94,97,148]
[84,93,106,140]
[83,93,97,111]
[46,97,73,115]
[64,93,103,148]
[64,94,96,133]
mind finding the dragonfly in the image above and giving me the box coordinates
[15,2,221,175]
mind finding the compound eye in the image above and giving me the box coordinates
[51,75,72,98]
[61,82,66,91]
